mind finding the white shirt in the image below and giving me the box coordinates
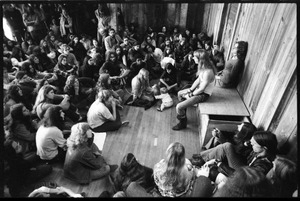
[36,125,66,160]
[155,93,173,104]
[87,99,113,129]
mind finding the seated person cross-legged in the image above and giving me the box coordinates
[87,90,129,133]
[158,62,180,94]
[63,122,119,184]
[125,142,213,197]
[126,68,157,110]
[36,106,68,163]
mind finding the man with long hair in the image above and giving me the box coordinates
[172,49,216,130]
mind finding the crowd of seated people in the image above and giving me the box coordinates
[3,3,296,198]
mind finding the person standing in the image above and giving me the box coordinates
[94,3,111,46]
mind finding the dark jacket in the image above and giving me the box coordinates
[219,58,244,88]
[63,144,106,184]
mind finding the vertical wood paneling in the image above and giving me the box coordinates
[250,4,296,126]
[167,3,176,28]
[108,3,117,30]
[201,4,211,33]
[179,3,188,30]
[201,3,297,156]
[272,82,297,148]
[174,3,181,27]
[213,4,225,44]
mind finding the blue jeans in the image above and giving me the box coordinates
[176,88,209,116]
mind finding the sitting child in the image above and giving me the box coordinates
[154,87,173,112]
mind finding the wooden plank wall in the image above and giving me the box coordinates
[116,3,190,41]
[108,3,297,159]
[203,3,297,159]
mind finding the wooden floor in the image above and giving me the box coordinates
[8,92,201,197]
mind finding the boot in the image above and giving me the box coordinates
[172,115,187,130]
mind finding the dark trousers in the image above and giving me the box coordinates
[53,95,80,122]
[91,110,122,132]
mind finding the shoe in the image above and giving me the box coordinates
[157,107,162,112]
[109,164,118,173]
[172,120,187,130]
[121,121,129,126]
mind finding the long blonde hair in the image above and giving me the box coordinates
[163,142,186,188]
[193,49,216,75]
[33,85,54,113]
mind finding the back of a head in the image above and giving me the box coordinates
[120,153,139,174]
[67,122,90,149]
[138,68,149,77]
[10,103,24,121]
[42,105,62,129]
[213,166,271,197]
[98,89,112,103]
[15,70,26,80]
[5,84,21,103]
[271,156,298,197]
[97,73,110,89]
[166,142,185,169]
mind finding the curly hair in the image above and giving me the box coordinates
[67,122,90,150]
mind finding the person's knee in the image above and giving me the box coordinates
[223,142,233,150]
[176,102,185,112]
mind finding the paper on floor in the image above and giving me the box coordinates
[92,132,107,151]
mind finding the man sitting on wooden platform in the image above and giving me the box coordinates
[172,49,216,130]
